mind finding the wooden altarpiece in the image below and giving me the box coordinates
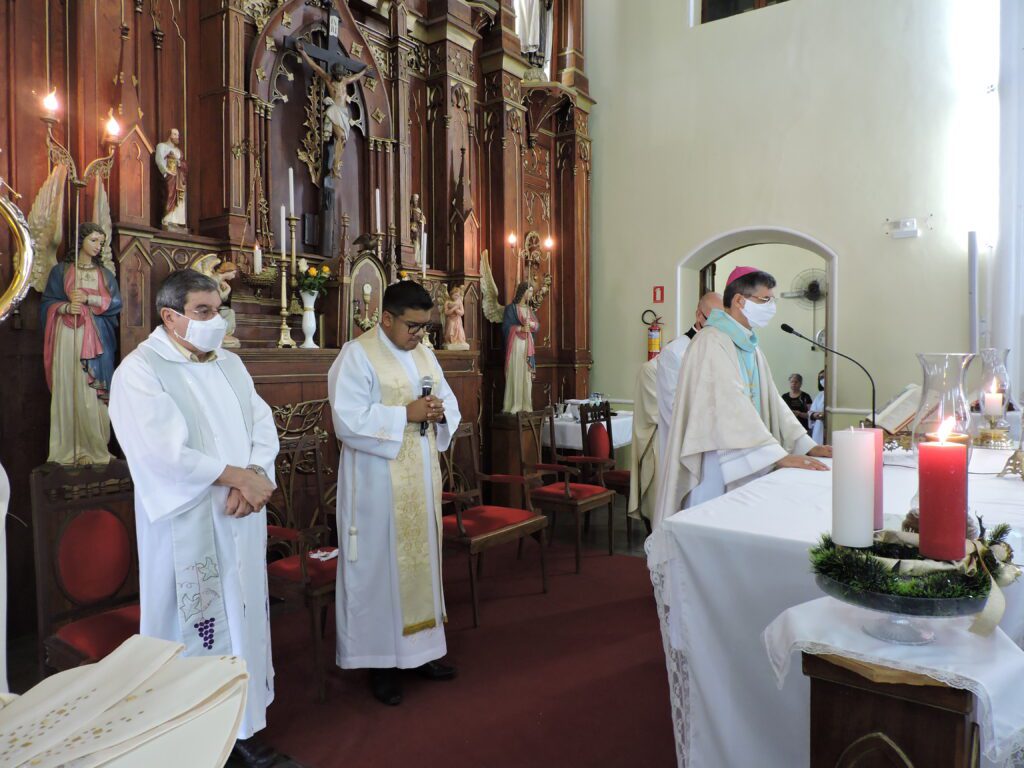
[0,0,593,643]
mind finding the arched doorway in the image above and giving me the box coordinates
[674,226,842,438]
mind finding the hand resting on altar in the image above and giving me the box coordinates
[776,453,830,471]
[808,444,832,458]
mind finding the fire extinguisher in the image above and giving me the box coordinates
[642,309,662,360]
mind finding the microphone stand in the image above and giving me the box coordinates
[781,325,876,427]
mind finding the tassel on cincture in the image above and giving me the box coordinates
[348,526,358,562]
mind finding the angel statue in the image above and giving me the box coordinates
[39,222,122,465]
[481,250,539,414]
[191,254,241,348]
[439,283,470,351]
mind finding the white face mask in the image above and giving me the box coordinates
[172,310,227,352]
[740,297,777,328]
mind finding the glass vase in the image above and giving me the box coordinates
[909,353,975,456]
[977,348,1013,446]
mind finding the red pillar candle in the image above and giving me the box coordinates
[918,437,967,561]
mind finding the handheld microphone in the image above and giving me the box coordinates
[780,324,876,427]
[419,375,434,436]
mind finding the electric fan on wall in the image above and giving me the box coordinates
[780,268,828,349]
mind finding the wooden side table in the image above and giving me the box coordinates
[801,652,979,767]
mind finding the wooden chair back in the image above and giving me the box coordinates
[30,461,138,666]
[516,407,558,468]
[267,433,332,548]
[441,422,481,497]
[579,401,615,460]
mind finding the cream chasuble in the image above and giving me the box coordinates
[329,327,461,669]
[650,318,814,560]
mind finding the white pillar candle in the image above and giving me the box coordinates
[280,205,287,252]
[288,167,295,215]
[831,429,875,548]
[854,427,884,529]
[983,391,1004,417]
[375,188,382,232]
[421,231,428,279]
[253,242,263,275]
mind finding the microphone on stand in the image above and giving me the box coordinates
[780,324,877,427]
[419,375,434,436]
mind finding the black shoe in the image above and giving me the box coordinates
[370,667,402,705]
[230,737,279,768]
[416,659,457,681]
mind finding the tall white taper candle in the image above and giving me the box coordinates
[375,187,381,232]
[288,167,295,216]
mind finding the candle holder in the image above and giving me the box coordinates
[276,257,297,349]
[286,215,302,316]
[909,353,975,460]
[976,348,1014,448]
[511,230,553,310]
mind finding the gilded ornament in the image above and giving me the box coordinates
[372,108,385,124]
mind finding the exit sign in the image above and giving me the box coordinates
[653,286,664,303]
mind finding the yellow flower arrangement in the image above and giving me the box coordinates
[298,262,332,298]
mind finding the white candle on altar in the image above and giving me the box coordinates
[831,428,875,548]
[288,167,295,215]
[421,231,428,279]
[983,384,1004,417]
[253,242,263,275]
[375,188,382,232]
[280,205,287,252]
[280,256,287,310]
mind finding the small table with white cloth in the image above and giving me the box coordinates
[543,413,634,452]
[647,449,1024,768]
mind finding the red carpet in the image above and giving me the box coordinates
[262,542,675,768]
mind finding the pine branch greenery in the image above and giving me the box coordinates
[809,528,1015,601]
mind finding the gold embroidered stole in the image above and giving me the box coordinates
[357,331,445,635]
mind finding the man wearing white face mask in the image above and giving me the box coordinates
[652,267,832,530]
[109,269,282,768]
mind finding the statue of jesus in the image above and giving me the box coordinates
[298,41,371,179]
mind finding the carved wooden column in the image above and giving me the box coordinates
[197,0,248,240]
[389,3,417,269]
[423,1,479,276]
[554,0,588,93]
[553,99,592,400]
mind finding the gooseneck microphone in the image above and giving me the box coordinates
[780,324,876,427]
[419,375,434,436]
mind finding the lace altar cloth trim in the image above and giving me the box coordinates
[649,541,688,767]
[765,598,1024,767]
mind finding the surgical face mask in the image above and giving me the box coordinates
[172,309,227,352]
[740,297,777,328]
[818,377,825,391]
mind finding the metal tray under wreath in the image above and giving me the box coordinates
[815,574,988,618]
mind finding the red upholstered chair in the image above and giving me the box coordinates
[30,461,140,676]
[440,423,548,627]
[517,408,616,574]
[576,401,633,541]
[265,432,336,702]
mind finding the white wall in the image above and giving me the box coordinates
[586,0,1000,422]
[712,244,827,397]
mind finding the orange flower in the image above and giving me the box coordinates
[321,265,331,275]
[307,267,317,276]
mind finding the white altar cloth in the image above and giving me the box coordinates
[648,451,1024,768]
[544,413,633,452]
[765,597,1024,767]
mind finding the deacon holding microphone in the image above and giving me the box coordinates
[328,280,461,706]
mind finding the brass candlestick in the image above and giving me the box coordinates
[287,214,301,315]
[276,256,296,349]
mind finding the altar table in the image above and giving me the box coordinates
[647,450,1024,768]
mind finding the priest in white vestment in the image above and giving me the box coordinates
[627,357,659,529]
[652,267,831,536]
[655,292,723,459]
[110,270,280,768]
[328,280,461,706]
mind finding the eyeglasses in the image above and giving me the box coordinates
[395,317,430,334]
[743,294,775,305]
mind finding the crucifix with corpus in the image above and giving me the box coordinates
[287,8,373,182]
